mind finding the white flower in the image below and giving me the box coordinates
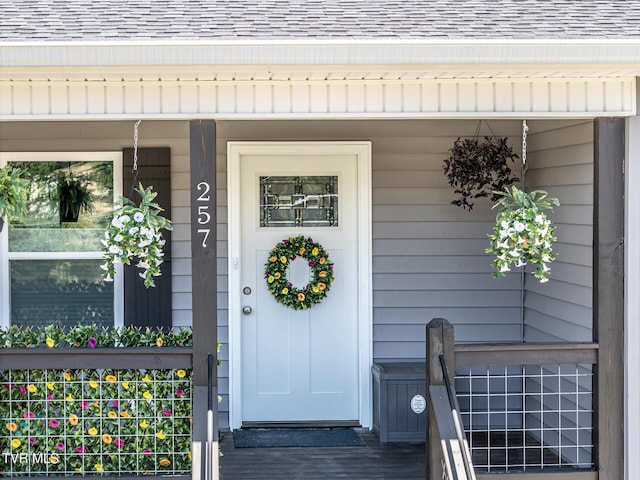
[516,259,527,267]
[500,220,510,229]
[118,214,131,224]
[111,217,122,227]
[535,214,544,224]
[108,245,120,254]
[99,263,109,271]
[514,221,525,232]
[104,274,113,282]
[509,249,520,257]
[129,226,139,235]
[145,228,155,239]
[497,241,509,249]
[133,211,145,223]
[114,234,123,242]
[500,264,511,273]
[138,261,150,269]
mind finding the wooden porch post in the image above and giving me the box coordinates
[190,120,218,479]
[426,318,455,480]
[593,118,625,480]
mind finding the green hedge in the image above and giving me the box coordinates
[0,325,192,349]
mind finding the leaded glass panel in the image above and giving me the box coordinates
[260,175,338,227]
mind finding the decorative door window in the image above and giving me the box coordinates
[260,175,338,227]
[0,152,122,328]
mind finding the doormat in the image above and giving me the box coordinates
[232,428,365,448]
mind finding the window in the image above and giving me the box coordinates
[0,152,123,328]
[259,175,338,227]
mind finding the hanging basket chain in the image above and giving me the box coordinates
[130,120,141,198]
[521,119,528,192]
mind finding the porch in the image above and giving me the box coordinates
[0,115,625,479]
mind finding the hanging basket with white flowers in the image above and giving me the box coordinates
[486,186,559,282]
[101,183,172,288]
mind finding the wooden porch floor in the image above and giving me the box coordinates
[219,430,425,479]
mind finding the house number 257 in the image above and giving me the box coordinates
[196,181,212,248]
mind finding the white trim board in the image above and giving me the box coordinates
[3,40,640,68]
[625,117,640,480]
[227,141,372,430]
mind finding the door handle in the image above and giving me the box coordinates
[242,306,252,315]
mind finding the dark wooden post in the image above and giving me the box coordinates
[593,118,625,480]
[190,120,218,479]
[426,318,455,480]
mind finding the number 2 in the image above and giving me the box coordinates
[197,182,211,201]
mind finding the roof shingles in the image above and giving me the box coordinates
[1,0,640,41]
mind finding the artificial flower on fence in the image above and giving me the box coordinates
[486,186,560,282]
[100,183,172,288]
[0,368,191,476]
[0,325,192,349]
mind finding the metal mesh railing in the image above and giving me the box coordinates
[0,368,192,476]
[455,363,594,473]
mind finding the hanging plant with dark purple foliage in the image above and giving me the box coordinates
[443,136,520,211]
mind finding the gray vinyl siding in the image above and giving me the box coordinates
[216,119,527,428]
[523,121,594,342]
[522,121,594,465]
[2,118,593,433]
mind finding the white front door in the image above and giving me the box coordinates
[228,142,371,427]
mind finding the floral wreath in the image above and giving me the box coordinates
[265,235,334,310]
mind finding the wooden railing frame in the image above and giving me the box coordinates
[0,347,194,480]
[454,343,599,367]
[427,319,600,480]
[0,347,193,370]
[427,318,476,480]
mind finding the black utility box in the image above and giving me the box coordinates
[372,362,426,442]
